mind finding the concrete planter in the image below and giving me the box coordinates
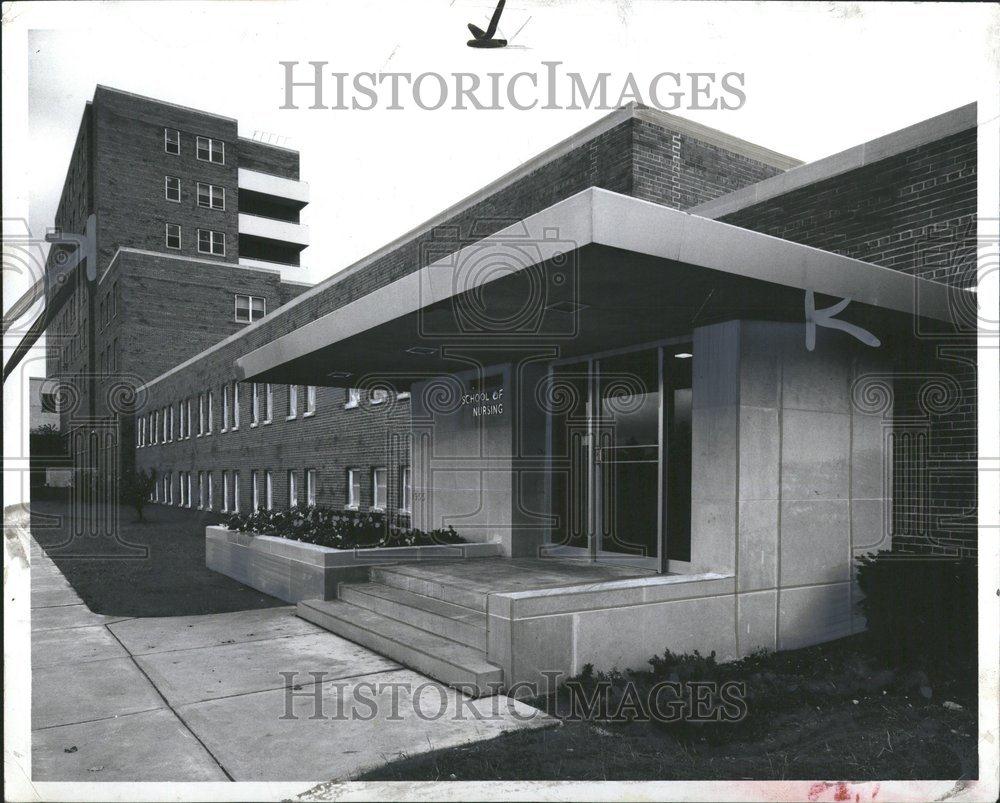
[205,525,500,603]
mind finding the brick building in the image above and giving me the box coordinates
[44,91,976,558]
[43,91,978,689]
[44,86,312,502]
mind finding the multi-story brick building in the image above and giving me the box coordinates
[43,86,313,498]
[44,90,976,562]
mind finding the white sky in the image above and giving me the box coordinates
[3,0,998,355]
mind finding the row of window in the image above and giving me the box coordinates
[165,223,226,256]
[164,128,225,165]
[137,384,408,448]
[164,176,226,210]
[152,466,412,514]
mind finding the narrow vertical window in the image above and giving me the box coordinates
[305,386,316,415]
[252,383,260,426]
[207,472,214,510]
[207,392,214,434]
[306,469,317,507]
[164,128,180,154]
[400,467,412,513]
[265,384,273,422]
[233,471,241,513]
[222,384,230,431]
[372,467,387,511]
[347,469,360,509]
[165,223,181,250]
[252,470,260,511]
[286,385,297,419]
[222,471,230,512]
[232,383,240,429]
[266,470,273,510]
[288,470,297,508]
[165,176,181,202]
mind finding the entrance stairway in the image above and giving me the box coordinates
[296,564,504,695]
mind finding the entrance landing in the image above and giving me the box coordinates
[379,557,656,598]
[297,557,658,696]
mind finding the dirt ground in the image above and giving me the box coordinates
[29,498,284,616]
[360,636,979,781]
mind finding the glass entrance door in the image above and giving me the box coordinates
[594,348,661,567]
[546,343,692,571]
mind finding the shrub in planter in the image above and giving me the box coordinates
[855,550,976,674]
[223,505,463,550]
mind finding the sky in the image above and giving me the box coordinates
[3,0,998,354]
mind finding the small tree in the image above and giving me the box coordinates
[121,468,157,522]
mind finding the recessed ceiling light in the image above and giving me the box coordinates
[405,346,438,356]
[673,352,693,359]
[327,370,352,379]
[545,301,589,314]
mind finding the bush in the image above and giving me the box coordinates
[855,551,976,673]
[120,468,157,522]
[223,505,464,550]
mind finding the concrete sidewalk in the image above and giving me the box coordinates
[30,538,554,782]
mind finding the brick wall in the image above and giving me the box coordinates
[719,127,978,555]
[238,137,300,180]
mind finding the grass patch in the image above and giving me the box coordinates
[359,635,978,781]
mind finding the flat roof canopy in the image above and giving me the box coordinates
[236,188,960,389]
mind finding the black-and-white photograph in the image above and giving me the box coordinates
[3,2,998,801]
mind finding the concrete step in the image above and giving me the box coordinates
[370,566,488,612]
[339,583,488,650]
[297,598,503,696]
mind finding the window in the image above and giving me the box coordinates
[234,295,266,323]
[165,223,181,250]
[187,398,193,438]
[222,471,230,512]
[264,384,273,423]
[400,466,412,513]
[164,128,180,154]
[162,407,168,442]
[372,467,387,511]
[306,469,317,507]
[252,471,260,511]
[168,405,174,441]
[222,384,230,431]
[179,471,186,507]
[266,470,273,510]
[165,176,181,203]
[207,472,214,510]
[163,473,170,504]
[198,472,205,509]
[198,229,225,256]
[371,389,388,405]
[347,469,360,509]
[152,412,158,444]
[288,470,298,508]
[305,386,316,415]
[233,471,241,513]
[196,136,225,164]
[178,401,185,440]
[286,385,298,419]
[207,392,214,433]
[232,382,240,429]
[188,473,193,508]
[198,394,205,436]
[251,383,260,426]
[345,388,360,409]
[197,182,225,211]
